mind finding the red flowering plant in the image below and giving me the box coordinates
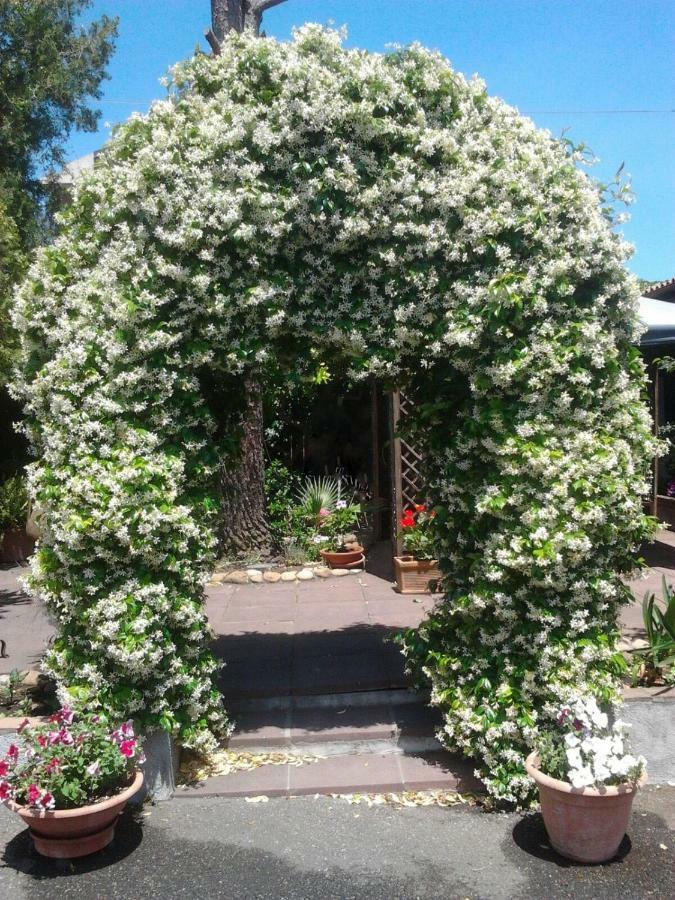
[0,707,144,810]
[398,504,437,561]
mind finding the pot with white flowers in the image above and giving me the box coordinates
[525,696,646,864]
[0,708,144,858]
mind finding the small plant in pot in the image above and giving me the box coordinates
[0,707,144,858]
[526,695,646,864]
[316,501,364,568]
[295,475,365,567]
[394,505,441,593]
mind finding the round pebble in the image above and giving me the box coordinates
[263,571,282,583]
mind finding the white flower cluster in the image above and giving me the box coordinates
[559,697,644,789]
[9,27,655,782]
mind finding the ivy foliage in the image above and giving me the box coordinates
[12,27,655,789]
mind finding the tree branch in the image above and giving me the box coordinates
[204,28,222,55]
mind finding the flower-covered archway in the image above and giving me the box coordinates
[13,27,654,802]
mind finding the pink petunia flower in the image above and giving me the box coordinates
[0,760,9,778]
[119,739,137,758]
[7,744,19,761]
[58,728,74,746]
[38,791,55,810]
[60,707,74,726]
[0,781,13,802]
[27,784,42,806]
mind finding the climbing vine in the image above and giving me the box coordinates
[12,26,655,796]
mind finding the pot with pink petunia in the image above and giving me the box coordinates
[0,708,144,858]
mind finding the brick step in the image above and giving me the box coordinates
[176,750,483,800]
[228,700,443,756]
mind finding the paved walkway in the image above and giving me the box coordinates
[0,791,672,899]
[3,534,673,680]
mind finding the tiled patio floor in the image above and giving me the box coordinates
[2,532,675,684]
[209,572,434,703]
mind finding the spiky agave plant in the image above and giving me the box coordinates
[295,475,340,526]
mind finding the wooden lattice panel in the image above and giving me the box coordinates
[390,390,426,555]
[398,392,424,510]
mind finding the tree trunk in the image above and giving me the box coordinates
[210,1,290,557]
[219,377,271,558]
[210,1,287,41]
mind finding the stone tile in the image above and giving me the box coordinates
[289,705,396,743]
[290,651,392,695]
[288,753,403,795]
[398,752,483,793]
[393,703,443,737]
[228,708,291,747]
[175,762,289,799]
[210,629,294,662]
[212,619,296,637]
[218,658,292,699]
[293,601,369,628]
[218,603,298,623]
[296,581,365,603]
[292,628,389,659]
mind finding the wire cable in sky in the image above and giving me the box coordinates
[94,98,674,115]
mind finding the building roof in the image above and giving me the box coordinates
[53,151,100,185]
[643,277,675,302]
[639,296,675,345]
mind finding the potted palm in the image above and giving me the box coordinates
[525,696,646,864]
[295,475,365,567]
[0,707,144,858]
[394,505,441,593]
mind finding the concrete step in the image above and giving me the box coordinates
[230,687,429,713]
[228,700,444,756]
[176,750,483,800]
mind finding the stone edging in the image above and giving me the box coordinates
[209,562,364,586]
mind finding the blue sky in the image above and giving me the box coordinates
[71,0,674,280]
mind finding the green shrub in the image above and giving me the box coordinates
[0,474,27,533]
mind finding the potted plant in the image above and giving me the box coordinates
[0,707,144,858]
[294,475,365,568]
[525,695,646,864]
[394,504,441,593]
[316,500,365,568]
[0,474,34,564]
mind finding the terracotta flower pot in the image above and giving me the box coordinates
[320,546,364,568]
[525,752,645,864]
[394,556,441,594]
[5,770,143,859]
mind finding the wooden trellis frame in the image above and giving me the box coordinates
[389,390,426,555]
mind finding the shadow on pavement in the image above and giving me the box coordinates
[1,807,144,879]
